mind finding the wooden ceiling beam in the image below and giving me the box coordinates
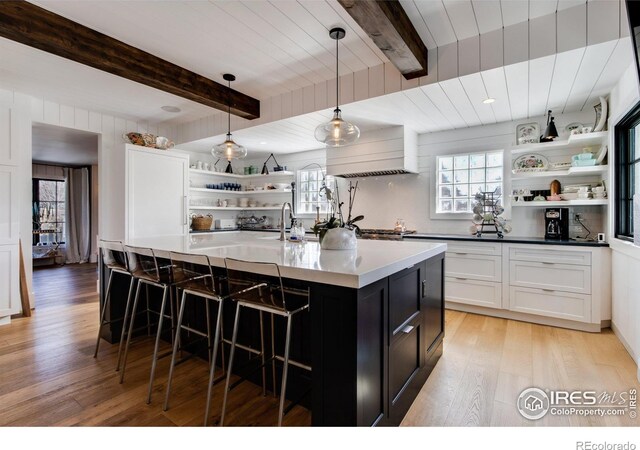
[0,1,260,119]
[338,0,428,80]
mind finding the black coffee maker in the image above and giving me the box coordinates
[544,208,569,240]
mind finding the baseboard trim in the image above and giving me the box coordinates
[446,302,602,333]
[611,321,639,384]
[0,316,11,326]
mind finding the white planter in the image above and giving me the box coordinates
[320,227,357,250]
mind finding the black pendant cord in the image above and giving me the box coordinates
[227,79,231,137]
[335,34,339,112]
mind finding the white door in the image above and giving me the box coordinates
[126,146,188,239]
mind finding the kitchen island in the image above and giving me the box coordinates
[99,232,446,426]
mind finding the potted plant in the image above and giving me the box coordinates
[312,180,363,250]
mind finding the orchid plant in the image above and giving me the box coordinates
[312,180,364,242]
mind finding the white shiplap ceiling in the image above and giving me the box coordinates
[180,37,633,155]
[401,0,587,48]
[0,1,632,151]
[31,0,388,100]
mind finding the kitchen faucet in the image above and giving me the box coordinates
[280,202,295,241]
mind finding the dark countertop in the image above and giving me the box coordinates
[404,233,609,247]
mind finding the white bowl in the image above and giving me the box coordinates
[559,193,578,200]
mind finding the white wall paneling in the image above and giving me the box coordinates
[437,42,459,82]
[480,29,503,72]
[558,3,587,52]
[0,108,19,165]
[0,244,19,317]
[530,16,557,60]
[458,36,480,77]
[0,165,19,245]
[0,87,166,324]
[504,21,529,66]
[587,0,620,46]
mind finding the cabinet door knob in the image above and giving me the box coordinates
[422,280,427,297]
[402,325,414,334]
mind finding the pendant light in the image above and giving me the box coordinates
[315,27,360,147]
[212,73,247,173]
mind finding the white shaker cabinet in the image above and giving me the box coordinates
[101,144,189,240]
[125,145,189,239]
[439,239,610,332]
[444,241,503,309]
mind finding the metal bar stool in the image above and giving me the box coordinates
[164,251,226,413]
[219,258,310,427]
[119,245,176,404]
[94,240,136,365]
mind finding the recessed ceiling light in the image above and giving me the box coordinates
[260,141,268,145]
[161,105,181,113]
[482,98,495,104]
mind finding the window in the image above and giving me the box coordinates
[32,179,66,245]
[614,102,640,240]
[436,151,503,213]
[296,168,334,214]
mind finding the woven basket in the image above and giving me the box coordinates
[191,215,213,231]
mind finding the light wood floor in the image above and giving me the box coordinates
[1,264,638,426]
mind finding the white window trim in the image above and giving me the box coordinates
[429,151,506,221]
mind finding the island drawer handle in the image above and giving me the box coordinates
[401,325,414,334]
[454,277,468,281]
[542,262,554,265]
[542,288,555,292]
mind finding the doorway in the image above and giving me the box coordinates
[31,123,99,309]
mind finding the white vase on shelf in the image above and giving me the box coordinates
[320,227,357,250]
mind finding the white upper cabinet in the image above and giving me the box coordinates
[125,145,189,239]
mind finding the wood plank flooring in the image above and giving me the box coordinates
[1,264,638,426]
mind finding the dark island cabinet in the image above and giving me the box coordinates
[311,252,444,426]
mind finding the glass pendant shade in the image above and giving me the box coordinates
[210,73,247,172]
[212,133,247,160]
[315,108,360,147]
[315,27,360,148]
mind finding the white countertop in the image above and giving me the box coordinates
[116,231,446,288]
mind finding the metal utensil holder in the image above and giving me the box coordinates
[475,190,503,238]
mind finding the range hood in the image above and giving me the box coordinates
[326,126,418,178]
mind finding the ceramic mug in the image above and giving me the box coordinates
[196,160,203,170]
